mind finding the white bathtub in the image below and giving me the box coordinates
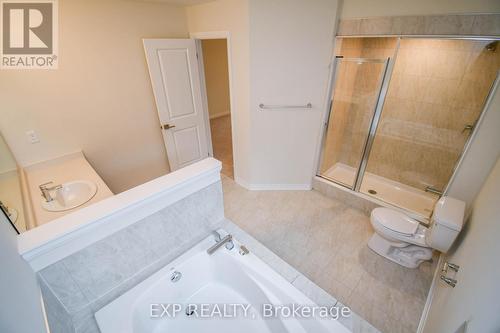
[95,231,350,333]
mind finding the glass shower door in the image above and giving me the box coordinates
[360,38,500,218]
[318,57,389,188]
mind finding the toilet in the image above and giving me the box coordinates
[368,196,466,268]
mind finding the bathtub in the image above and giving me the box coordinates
[95,231,350,333]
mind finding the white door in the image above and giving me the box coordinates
[144,39,210,171]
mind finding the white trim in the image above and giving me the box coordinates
[209,110,231,119]
[234,175,311,191]
[189,31,238,182]
[194,39,214,157]
[417,254,444,333]
[233,175,250,190]
[18,158,222,271]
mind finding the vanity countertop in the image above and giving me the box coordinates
[24,152,113,226]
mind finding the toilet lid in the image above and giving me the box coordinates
[372,208,419,235]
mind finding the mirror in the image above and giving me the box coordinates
[0,133,28,233]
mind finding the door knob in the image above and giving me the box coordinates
[161,123,176,130]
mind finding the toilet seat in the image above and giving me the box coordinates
[369,207,433,268]
[371,208,419,236]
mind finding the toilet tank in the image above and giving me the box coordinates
[427,196,466,253]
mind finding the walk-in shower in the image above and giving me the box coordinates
[318,37,500,218]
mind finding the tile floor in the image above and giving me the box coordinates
[221,175,437,333]
[210,115,234,179]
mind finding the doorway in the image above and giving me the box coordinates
[198,37,234,179]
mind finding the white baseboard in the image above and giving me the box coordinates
[246,183,312,191]
[209,111,231,119]
[233,175,250,189]
[234,176,311,191]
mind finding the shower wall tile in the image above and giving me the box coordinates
[359,17,393,35]
[337,14,500,37]
[337,19,360,36]
[326,37,499,192]
[423,15,475,36]
[392,16,425,35]
[39,181,225,333]
[471,14,500,36]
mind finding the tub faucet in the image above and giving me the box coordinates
[39,181,62,202]
[207,231,234,255]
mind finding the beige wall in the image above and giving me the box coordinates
[423,157,500,332]
[0,134,17,174]
[249,0,339,187]
[340,0,500,18]
[201,39,231,119]
[188,0,339,188]
[0,0,189,193]
[186,0,251,183]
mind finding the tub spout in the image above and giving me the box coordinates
[207,233,234,255]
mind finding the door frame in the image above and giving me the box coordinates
[190,31,237,180]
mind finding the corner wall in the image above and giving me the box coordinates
[38,181,224,333]
[248,0,339,188]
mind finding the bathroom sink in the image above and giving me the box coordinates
[41,180,97,212]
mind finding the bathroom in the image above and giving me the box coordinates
[1,1,500,333]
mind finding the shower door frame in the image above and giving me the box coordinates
[316,39,400,192]
[317,36,500,220]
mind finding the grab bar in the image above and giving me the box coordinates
[259,103,312,110]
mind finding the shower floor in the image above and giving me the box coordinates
[323,163,438,217]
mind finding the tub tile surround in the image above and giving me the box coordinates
[223,175,437,333]
[39,181,225,332]
[38,168,378,333]
[338,13,500,37]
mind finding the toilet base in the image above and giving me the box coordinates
[368,233,433,269]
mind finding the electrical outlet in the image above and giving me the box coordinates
[26,130,40,144]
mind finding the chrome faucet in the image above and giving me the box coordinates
[39,181,62,202]
[207,231,234,255]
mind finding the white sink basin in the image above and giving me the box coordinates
[41,180,97,212]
